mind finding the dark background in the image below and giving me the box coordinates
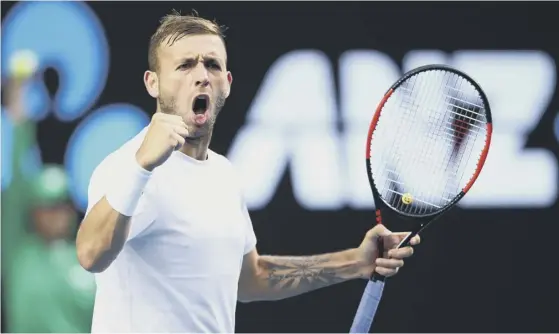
[2,1,559,333]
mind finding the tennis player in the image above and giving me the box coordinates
[76,11,420,333]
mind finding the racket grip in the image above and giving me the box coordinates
[370,235,387,282]
[370,271,386,282]
[370,230,416,282]
[349,279,386,333]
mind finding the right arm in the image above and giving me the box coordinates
[1,76,41,274]
[76,155,154,273]
[76,200,143,274]
[76,113,189,273]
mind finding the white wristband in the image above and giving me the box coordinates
[105,157,152,216]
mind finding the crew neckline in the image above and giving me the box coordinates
[136,126,214,166]
[172,149,213,166]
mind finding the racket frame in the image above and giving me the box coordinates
[364,64,493,281]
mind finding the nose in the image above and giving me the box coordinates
[193,62,210,88]
[196,79,209,88]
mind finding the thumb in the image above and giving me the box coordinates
[367,224,392,239]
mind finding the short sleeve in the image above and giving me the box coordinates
[241,201,257,255]
[85,152,157,242]
[213,152,257,255]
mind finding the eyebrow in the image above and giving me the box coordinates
[178,53,223,62]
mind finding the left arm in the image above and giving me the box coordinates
[233,171,419,303]
[238,248,366,302]
[238,225,419,303]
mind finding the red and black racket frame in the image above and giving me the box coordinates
[364,64,493,281]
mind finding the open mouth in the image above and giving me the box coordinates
[192,94,209,115]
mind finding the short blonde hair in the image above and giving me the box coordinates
[148,10,227,72]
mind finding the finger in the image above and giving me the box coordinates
[388,246,414,259]
[375,266,398,277]
[367,224,392,239]
[171,132,185,150]
[387,232,420,247]
[174,124,190,138]
[386,233,405,247]
[389,232,416,246]
[391,232,412,239]
[410,235,421,246]
[375,258,404,269]
[158,113,184,123]
[153,112,178,123]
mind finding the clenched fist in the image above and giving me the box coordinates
[135,113,190,171]
[354,224,420,278]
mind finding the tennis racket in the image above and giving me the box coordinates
[349,64,493,333]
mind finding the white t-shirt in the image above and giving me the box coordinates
[87,128,257,333]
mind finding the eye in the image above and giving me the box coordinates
[205,60,221,70]
[177,60,195,71]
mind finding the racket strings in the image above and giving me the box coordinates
[385,75,443,213]
[402,72,457,213]
[379,71,454,214]
[398,73,485,213]
[369,70,489,215]
[377,75,423,209]
[418,74,467,211]
[444,81,488,193]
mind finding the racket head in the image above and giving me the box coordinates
[365,64,492,223]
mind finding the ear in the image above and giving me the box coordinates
[224,71,233,98]
[144,70,159,98]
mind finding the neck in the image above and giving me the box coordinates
[179,130,212,161]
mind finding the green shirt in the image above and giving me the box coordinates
[7,237,96,333]
[1,120,96,333]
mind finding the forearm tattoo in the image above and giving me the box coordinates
[260,254,360,294]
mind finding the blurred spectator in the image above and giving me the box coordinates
[1,50,96,333]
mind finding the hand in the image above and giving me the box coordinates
[135,113,190,171]
[355,224,421,278]
[5,50,39,124]
[9,50,38,81]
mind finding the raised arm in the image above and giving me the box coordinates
[75,157,153,273]
[76,113,189,273]
[1,73,42,274]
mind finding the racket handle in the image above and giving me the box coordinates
[349,279,386,333]
[370,271,386,282]
[370,235,387,282]
[370,230,416,282]
[350,229,416,332]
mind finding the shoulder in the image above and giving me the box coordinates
[208,150,237,175]
[208,149,230,164]
[207,150,245,191]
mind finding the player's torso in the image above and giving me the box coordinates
[139,152,247,276]
[96,152,246,332]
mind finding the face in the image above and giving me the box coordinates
[144,34,233,140]
[33,204,76,241]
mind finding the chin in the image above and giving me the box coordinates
[187,126,210,140]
